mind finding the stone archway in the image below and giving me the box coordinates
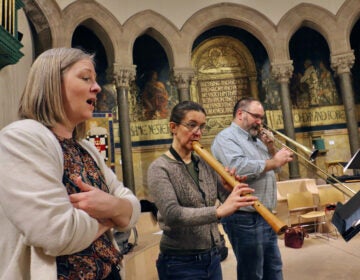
[22,0,59,56]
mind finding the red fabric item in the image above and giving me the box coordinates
[284,226,308,249]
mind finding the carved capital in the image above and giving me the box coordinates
[270,61,294,83]
[111,64,136,88]
[331,51,355,75]
[171,67,195,90]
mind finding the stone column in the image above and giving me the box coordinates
[271,61,300,179]
[112,64,136,193]
[172,67,195,101]
[331,52,360,156]
[249,76,259,100]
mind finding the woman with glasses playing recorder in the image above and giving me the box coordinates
[147,100,257,280]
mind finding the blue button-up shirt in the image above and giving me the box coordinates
[211,122,277,211]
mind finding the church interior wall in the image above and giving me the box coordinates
[55,1,346,29]
[0,9,34,128]
[1,0,360,199]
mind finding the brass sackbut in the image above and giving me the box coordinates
[262,124,319,162]
[261,124,356,198]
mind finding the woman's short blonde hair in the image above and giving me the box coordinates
[18,47,95,139]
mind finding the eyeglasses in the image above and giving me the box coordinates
[179,122,206,133]
[242,110,265,121]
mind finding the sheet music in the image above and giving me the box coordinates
[332,191,360,241]
[353,219,360,227]
[344,149,360,173]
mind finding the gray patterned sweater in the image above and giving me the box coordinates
[147,154,229,253]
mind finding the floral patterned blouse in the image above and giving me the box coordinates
[55,136,122,280]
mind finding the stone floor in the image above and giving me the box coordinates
[221,233,360,280]
[128,202,360,279]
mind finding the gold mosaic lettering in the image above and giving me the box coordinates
[198,78,247,116]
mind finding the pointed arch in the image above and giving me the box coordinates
[181,3,276,64]
[61,1,123,65]
[122,10,180,67]
[337,0,360,52]
[278,4,338,59]
[22,0,61,54]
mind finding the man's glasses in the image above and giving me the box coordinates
[242,110,265,121]
[179,122,206,133]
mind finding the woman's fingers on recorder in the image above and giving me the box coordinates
[233,183,254,194]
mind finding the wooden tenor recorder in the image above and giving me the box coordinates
[192,140,288,235]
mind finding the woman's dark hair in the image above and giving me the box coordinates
[170,101,206,123]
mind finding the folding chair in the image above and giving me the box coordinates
[318,187,345,238]
[287,191,328,239]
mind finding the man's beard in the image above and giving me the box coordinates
[249,125,260,138]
